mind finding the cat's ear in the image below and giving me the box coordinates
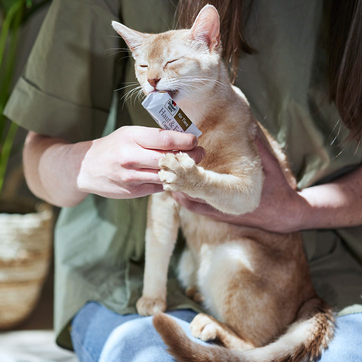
[112,21,149,54]
[190,5,220,51]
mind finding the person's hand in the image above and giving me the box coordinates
[172,138,310,233]
[77,126,204,199]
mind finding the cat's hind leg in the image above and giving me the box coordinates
[136,192,180,316]
[178,247,204,303]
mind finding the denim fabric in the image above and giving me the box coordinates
[71,302,362,362]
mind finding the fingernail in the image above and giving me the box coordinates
[192,136,198,147]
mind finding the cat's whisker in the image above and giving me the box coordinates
[122,85,143,104]
[127,88,143,103]
[106,47,133,57]
[114,83,140,92]
[165,77,230,93]
[117,55,133,63]
[134,88,145,106]
[137,89,146,102]
[180,75,229,89]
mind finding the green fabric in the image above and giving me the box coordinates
[3,0,362,351]
[235,0,362,318]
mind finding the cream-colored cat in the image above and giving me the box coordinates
[112,5,334,362]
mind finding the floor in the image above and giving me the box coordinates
[0,262,78,362]
[0,331,78,362]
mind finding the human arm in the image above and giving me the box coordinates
[172,138,362,233]
[23,126,204,208]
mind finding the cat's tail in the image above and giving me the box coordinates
[153,298,335,362]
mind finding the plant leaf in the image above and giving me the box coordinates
[0,0,23,16]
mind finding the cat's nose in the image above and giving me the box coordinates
[148,78,161,88]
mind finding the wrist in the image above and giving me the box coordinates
[297,184,349,230]
[47,140,90,207]
[295,189,317,231]
[68,140,93,197]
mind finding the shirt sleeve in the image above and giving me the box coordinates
[4,0,124,143]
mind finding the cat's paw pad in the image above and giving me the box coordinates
[190,313,221,341]
[158,153,197,192]
[136,296,166,316]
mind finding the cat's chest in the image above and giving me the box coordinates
[197,135,245,174]
[179,208,238,250]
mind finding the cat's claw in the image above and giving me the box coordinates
[158,153,198,192]
[136,296,166,316]
[190,313,221,341]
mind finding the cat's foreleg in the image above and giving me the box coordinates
[136,192,180,316]
[159,153,263,215]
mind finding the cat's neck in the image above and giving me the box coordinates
[177,63,233,125]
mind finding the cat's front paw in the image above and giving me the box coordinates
[158,152,198,192]
[136,296,166,316]
[190,313,222,341]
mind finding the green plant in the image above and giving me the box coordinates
[0,0,51,194]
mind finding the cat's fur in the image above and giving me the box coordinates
[112,5,334,362]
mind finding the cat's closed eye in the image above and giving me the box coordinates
[139,64,148,68]
[165,58,182,66]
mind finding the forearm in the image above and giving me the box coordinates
[299,166,362,230]
[23,127,203,208]
[23,132,90,207]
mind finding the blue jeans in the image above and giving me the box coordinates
[71,302,362,362]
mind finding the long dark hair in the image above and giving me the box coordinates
[330,1,362,143]
[176,0,254,83]
[177,0,362,143]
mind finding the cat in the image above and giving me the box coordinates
[112,5,334,362]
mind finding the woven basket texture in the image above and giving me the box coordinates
[0,202,53,329]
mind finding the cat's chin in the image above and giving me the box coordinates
[147,89,179,99]
[166,90,179,99]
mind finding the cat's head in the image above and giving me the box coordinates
[112,5,222,102]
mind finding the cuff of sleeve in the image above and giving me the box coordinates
[3,77,108,143]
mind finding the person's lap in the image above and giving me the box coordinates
[70,302,205,362]
[70,301,362,362]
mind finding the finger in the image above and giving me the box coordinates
[126,183,164,198]
[129,149,166,169]
[172,192,215,214]
[172,192,256,225]
[130,146,205,169]
[134,127,197,151]
[139,183,164,194]
[254,136,283,175]
[184,146,205,164]
[172,192,207,204]
[132,170,163,184]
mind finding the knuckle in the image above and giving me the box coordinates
[121,125,131,134]
[119,150,135,169]
[120,159,135,169]
[120,170,135,185]
[185,134,197,148]
[160,132,175,149]
[116,125,130,139]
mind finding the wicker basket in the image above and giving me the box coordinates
[0,195,53,329]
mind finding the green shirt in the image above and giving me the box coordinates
[4,0,362,351]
